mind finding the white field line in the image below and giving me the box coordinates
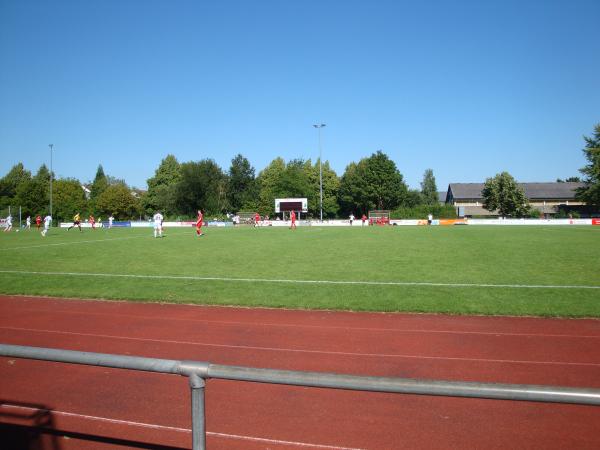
[0,235,149,251]
[0,269,599,290]
[3,326,600,367]
[0,404,362,450]
[7,307,600,340]
[0,229,192,251]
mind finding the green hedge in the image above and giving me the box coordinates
[391,204,457,219]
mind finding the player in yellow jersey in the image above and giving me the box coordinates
[68,213,83,232]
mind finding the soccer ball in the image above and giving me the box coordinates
[15,230,19,233]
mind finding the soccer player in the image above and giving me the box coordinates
[349,213,354,226]
[41,214,52,237]
[361,214,367,226]
[153,211,164,238]
[35,215,41,230]
[290,210,296,230]
[68,213,82,232]
[89,214,96,230]
[254,212,261,227]
[4,215,12,232]
[108,215,114,229]
[26,216,31,230]
[195,210,204,237]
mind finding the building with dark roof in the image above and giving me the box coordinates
[446,182,585,217]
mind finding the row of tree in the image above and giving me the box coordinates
[1,123,598,220]
[0,151,444,221]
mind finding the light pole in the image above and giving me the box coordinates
[49,144,53,219]
[313,123,326,222]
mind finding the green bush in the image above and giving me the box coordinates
[391,204,457,219]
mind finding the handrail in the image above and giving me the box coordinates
[2,344,599,450]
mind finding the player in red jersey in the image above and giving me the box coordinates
[254,212,261,227]
[89,214,96,230]
[36,215,41,230]
[290,210,296,230]
[195,210,204,236]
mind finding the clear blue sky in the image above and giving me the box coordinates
[1,0,598,191]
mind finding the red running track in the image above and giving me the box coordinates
[0,295,599,449]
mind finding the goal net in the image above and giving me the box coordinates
[237,211,257,225]
[368,210,390,225]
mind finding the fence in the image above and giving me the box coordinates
[1,343,599,450]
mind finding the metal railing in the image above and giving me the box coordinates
[1,343,599,450]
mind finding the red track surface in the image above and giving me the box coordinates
[1,295,599,449]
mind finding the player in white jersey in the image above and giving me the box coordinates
[153,212,164,238]
[41,215,52,237]
[4,215,12,232]
[108,215,114,229]
[26,216,31,230]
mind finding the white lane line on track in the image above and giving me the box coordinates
[6,307,600,340]
[1,269,599,290]
[1,404,363,450]
[3,326,599,367]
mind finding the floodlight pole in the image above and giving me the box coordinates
[313,123,326,222]
[49,144,54,220]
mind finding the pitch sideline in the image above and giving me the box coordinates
[0,269,598,290]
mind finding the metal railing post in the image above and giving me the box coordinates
[189,373,206,450]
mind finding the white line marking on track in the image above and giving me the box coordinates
[0,404,364,449]
[7,307,600,340]
[3,326,599,367]
[1,269,599,290]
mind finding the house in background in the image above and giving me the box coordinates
[446,182,586,217]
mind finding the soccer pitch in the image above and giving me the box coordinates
[0,225,599,317]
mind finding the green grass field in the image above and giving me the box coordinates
[0,225,599,317]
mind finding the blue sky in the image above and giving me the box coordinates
[1,0,598,191]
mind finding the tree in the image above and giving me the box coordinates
[144,155,181,216]
[95,184,141,219]
[227,154,256,212]
[174,160,228,216]
[34,164,52,184]
[256,157,286,215]
[482,172,529,217]
[338,161,369,214]
[90,165,109,200]
[53,179,88,223]
[15,178,48,217]
[404,189,424,208]
[557,177,581,183]
[420,169,438,204]
[0,163,31,210]
[277,159,312,199]
[576,123,600,208]
[338,151,407,214]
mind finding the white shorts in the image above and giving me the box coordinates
[154,222,162,229]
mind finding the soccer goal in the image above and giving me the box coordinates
[237,211,257,226]
[368,210,390,225]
